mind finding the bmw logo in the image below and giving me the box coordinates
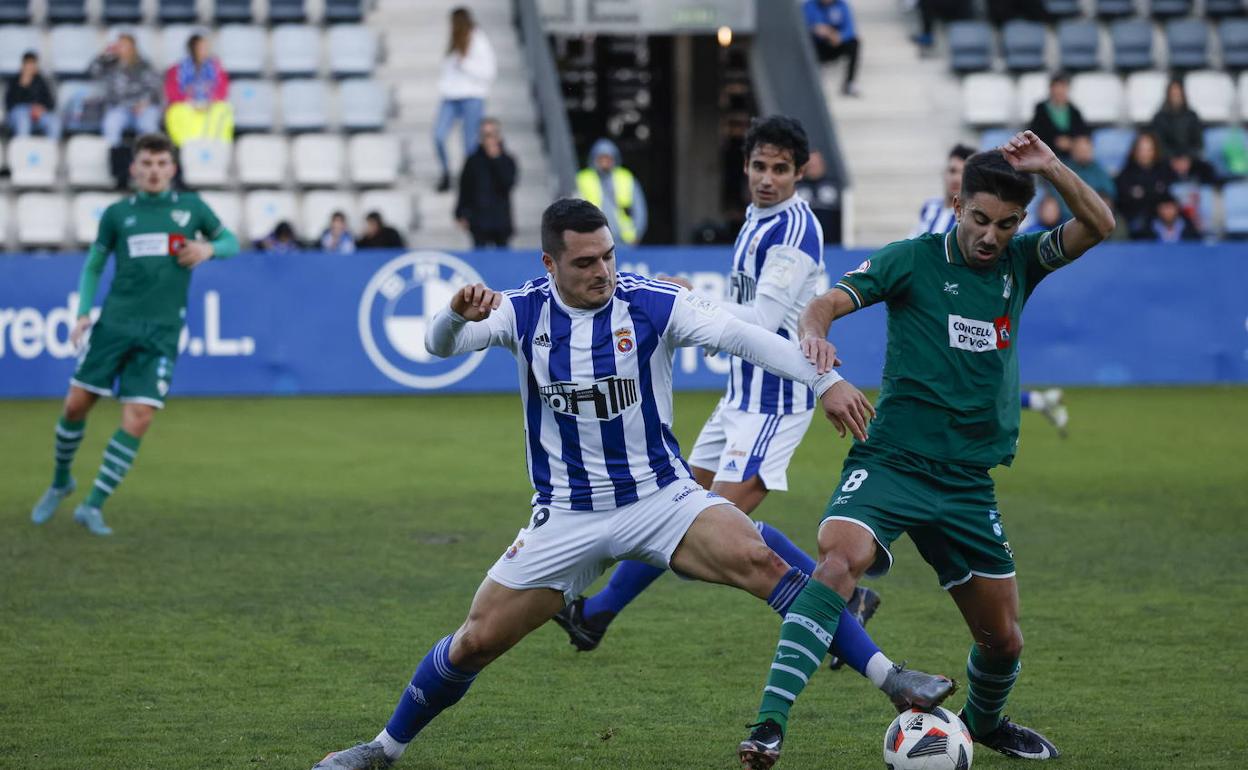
[357,251,489,389]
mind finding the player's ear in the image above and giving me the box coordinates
[541,251,556,274]
[952,194,963,220]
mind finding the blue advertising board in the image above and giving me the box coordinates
[1,244,1245,399]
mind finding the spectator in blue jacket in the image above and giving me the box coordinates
[803,0,861,96]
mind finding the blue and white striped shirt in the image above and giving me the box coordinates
[724,195,824,415]
[911,197,957,237]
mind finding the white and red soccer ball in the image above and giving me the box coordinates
[883,707,973,770]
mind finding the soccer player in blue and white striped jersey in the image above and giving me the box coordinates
[308,199,952,770]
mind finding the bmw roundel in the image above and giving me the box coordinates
[357,251,489,389]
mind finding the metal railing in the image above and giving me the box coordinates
[514,0,579,199]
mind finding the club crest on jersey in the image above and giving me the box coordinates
[848,259,871,275]
[943,282,959,295]
[614,327,634,354]
[170,209,191,228]
[123,215,137,227]
[539,376,639,420]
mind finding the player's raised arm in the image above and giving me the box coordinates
[1000,130,1115,261]
[424,282,513,358]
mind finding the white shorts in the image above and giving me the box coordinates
[687,399,814,491]
[486,479,726,604]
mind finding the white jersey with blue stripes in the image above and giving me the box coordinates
[911,197,957,237]
[724,194,824,415]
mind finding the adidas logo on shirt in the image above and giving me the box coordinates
[533,333,552,348]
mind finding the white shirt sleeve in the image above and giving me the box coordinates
[718,244,815,332]
[665,289,842,397]
[424,299,516,358]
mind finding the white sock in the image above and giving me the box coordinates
[375,729,408,761]
[866,651,894,689]
[1026,390,1046,411]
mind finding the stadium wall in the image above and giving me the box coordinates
[1,245,1245,398]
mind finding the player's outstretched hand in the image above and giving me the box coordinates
[175,241,214,269]
[655,273,693,290]
[451,282,502,321]
[999,130,1058,174]
[819,380,875,441]
[801,334,843,374]
[70,316,92,349]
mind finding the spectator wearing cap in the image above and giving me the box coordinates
[5,51,61,140]
[164,33,234,147]
[1027,73,1088,158]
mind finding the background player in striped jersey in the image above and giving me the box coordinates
[553,116,880,670]
[310,199,952,770]
[29,133,239,536]
[914,143,1070,435]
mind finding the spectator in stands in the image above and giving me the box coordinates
[1115,132,1176,239]
[164,33,234,147]
[577,138,648,246]
[795,150,840,241]
[803,0,861,96]
[1150,193,1200,243]
[5,51,61,140]
[1150,79,1204,162]
[911,0,971,54]
[1022,194,1063,234]
[455,117,517,248]
[434,7,496,193]
[91,33,163,148]
[1068,134,1115,203]
[357,211,406,249]
[258,221,300,253]
[910,143,974,236]
[1027,73,1088,158]
[319,211,356,254]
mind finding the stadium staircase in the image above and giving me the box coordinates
[377,0,553,249]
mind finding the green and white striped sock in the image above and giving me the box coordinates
[52,417,86,489]
[756,579,846,733]
[963,645,1020,737]
[85,429,141,509]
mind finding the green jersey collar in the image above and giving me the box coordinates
[132,189,177,205]
[943,226,968,267]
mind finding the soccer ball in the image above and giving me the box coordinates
[883,707,973,770]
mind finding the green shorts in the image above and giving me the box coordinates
[821,442,1016,589]
[71,320,179,409]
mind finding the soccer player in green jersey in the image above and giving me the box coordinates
[29,133,240,536]
[738,130,1115,768]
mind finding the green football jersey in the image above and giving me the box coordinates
[93,189,225,328]
[834,224,1074,468]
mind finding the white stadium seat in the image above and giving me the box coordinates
[1070,72,1124,124]
[243,190,298,242]
[291,133,344,186]
[1015,71,1050,123]
[0,26,41,77]
[338,79,388,131]
[217,24,266,77]
[49,25,100,79]
[230,79,276,132]
[180,140,232,187]
[962,73,1015,126]
[8,136,59,188]
[16,193,68,246]
[235,134,289,186]
[358,189,411,232]
[280,79,330,132]
[0,194,10,246]
[299,190,357,240]
[1241,73,1248,120]
[1125,71,1169,123]
[1184,70,1235,123]
[272,24,320,77]
[348,133,400,186]
[159,24,204,68]
[198,190,243,235]
[327,24,377,77]
[72,192,116,245]
[65,135,112,189]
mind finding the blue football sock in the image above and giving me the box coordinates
[767,566,810,614]
[582,560,666,621]
[1020,391,1033,409]
[384,634,478,744]
[756,521,817,573]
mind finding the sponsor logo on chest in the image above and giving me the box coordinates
[126,233,174,258]
[948,314,1011,352]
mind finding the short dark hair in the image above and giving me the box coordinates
[331,210,346,220]
[187,33,203,56]
[133,133,174,157]
[949,144,975,162]
[21,50,38,63]
[743,115,810,171]
[960,150,1036,208]
[365,211,383,224]
[541,198,609,258]
[1050,71,1070,86]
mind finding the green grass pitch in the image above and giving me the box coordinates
[2,387,1246,769]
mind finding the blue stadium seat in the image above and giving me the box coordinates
[1003,20,1048,71]
[948,21,994,73]
[217,24,266,78]
[979,127,1017,151]
[1220,19,1248,70]
[0,25,40,77]
[103,0,142,24]
[1223,181,1248,236]
[0,0,30,24]
[1202,126,1240,177]
[338,79,388,131]
[1170,182,1217,234]
[327,25,376,77]
[214,0,252,23]
[230,79,276,132]
[1092,127,1136,175]
[268,0,306,23]
[47,0,87,24]
[272,24,320,77]
[1096,0,1136,18]
[1059,20,1101,71]
[279,79,329,132]
[1206,0,1246,17]
[49,25,98,78]
[1150,0,1191,17]
[57,80,102,133]
[1111,20,1154,71]
[324,0,363,23]
[158,0,198,23]
[1043,0,1082,18]
[1166,19,1210,71]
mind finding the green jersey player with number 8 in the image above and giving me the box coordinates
[29,133,240,536]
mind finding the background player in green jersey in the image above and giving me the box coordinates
[29,133,240,536]
[738,130,1115,769]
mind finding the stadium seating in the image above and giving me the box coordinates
[8,137,59,188]
[280,79,329,131]
[1150,0,1193,18]
[1166,19,1211,71]
[49,26,100,79]
[57,80,103,133]
[1043,0,1082,19]
[1111,20,1156,71]
[198,190,243,234]
[235,134,289,186]
[1223,181,1248,236]
[72,192,114,244]
[16,193,67,246]
[291,133,344,186]
[103,0,143,24]
[180,140,232,187]
[107,25,157,63]
[1003,20,1047,72]
[64,135,112,188]
[1171,181,1217,232]
[949,21,994,73]
[47,0,87,24]
[1206,0,1248,18]
[159,0,198,24]
[1015,71,1050,122]
[1096,0,1136,18]
[1125,70,1169,122]
[159,24,200,68]
[327,25,377,77]
[217,25,267,78]
[0,192,8,244]
[348,133,400,186]
[338,78,388,131]
[268,0,307,24]
[979,127,1016,151]
[244,190,298,241]
[0,0,30,24]
[1202,126,1239,175]
[272,24,320,77]
[1093,126,1136,175]
[1184,71,1235,122]
[962,73,1015,125]
[1070,72,1125,123]
[358,189,412,232]
[230,79,276,132]
[1058,20,1102,72]
[300,190,356,240]
[1241,72,1248,118]
[214,0,252,23]
[0,26,41,78]
[324,0,364,24]
[1221,19,1248,70]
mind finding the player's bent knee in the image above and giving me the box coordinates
[976,624,1024,661]
[811,551,860,595]
[448,626,506,671]
[743,539,789,578]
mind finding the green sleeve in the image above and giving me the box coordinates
[833,239,916,310]
[1020,224,1075,291]
[210,228,240,260]
[76,243,110,317]
[195,197,239,260]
